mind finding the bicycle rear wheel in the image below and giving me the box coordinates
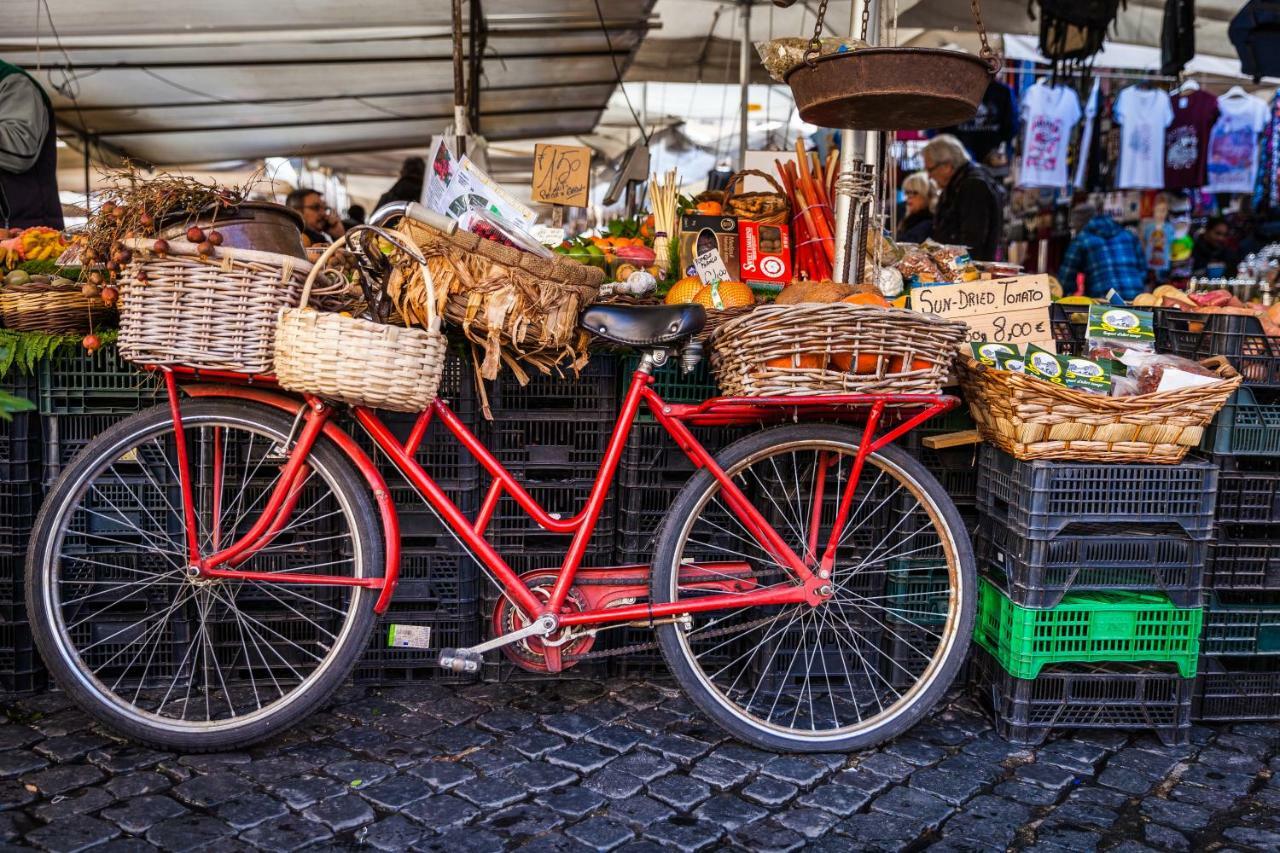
[28,399,382,751]
[650,423,974,752]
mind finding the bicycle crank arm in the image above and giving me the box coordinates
[438,614,558,673]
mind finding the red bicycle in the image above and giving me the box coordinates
[27,226,975,754]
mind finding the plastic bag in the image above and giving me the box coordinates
[1127,353,1218,395]
[458,204,552,258]
[896,244,942,284]
[925,242,978,282]
[754,37,868,83]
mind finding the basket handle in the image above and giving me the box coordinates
[723,169,788,206]
[297,225,439,327]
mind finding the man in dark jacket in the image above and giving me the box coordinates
[0,60,63,230]
[374,156,426,212]
[922,134,1003,261]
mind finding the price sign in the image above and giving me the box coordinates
[531,144,591,207]
[911,274,1056,350]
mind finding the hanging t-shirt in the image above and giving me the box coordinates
[1165,89,1220,189]
[1207,92,1270,194]
[1018,82,1082,188]
[1113,86,1175,190]
[937,81,1017,163]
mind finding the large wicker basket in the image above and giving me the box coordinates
[955,355,1242,463]
[711,303,968,396]
[388,218,604,379]
[117,240,311,373]
[0,281,111,333]
[723,169,790,225]
[274,227,447,413]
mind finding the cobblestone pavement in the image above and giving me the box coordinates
[1,677,1278,852]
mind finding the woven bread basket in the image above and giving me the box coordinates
[0,280,111,333]
[711,302,968,396]
[955,354,1241,463]
[723,169,790,225]
[389,218,605,380]
[274,226,447,412]
[117,240,311,373]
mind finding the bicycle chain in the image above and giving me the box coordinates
[564,612,784,662]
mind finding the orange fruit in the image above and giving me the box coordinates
[840,291,890,308]
[696,201,723,215]
[830,352,883,373]
[766,354,825,369]
[887,357,933,373]
[693,281,754,310]
[664,275,704,305]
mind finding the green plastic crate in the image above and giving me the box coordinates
[974,578,1202,679]
[623,353,718,417]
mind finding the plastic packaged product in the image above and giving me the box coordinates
[1129,353,1220,395]
[458,204,552,257]
[754,37,869,83]
[925,242,978,282]
[896,244,942,284]
[1110,374,1141,397]
[1084,304,1155,360]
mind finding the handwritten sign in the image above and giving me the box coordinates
[912,274,1056,350]
[532,144,591,207]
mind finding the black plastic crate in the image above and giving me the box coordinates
[0,620,45,695]
[1206,526,1280,592]
[41,413,130,485]
[900,409,978,451]
[976,446,1217,540]
[488,480,615,549]
[0,411,39,484]
[0,556,24,626]
[1155,307,1280,388]
[391,550,482,617]
[1201,592,1280,656]
[346,414,482,488]
[352,611,483,684]
[483,353,619,417]
[388,483,480,551]
[1193,655,1280,722]
[1201,387,1280,458]
[623,353,719,415]
[38,343,160,415]
[1212,455,1280,524]
[1049,302,1087,356]
[976,518,1206,609]
[907,445,980,507]
[971,644,1192,748]
[0,481,39,557]
[483,544,618,588]
[487,415,615,482]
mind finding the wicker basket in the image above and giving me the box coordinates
[711,303,968,396]
[697,305,756,343]
[0,281,111,333]
[723,169,790,225]
[274,227,447,413]
[117,240,311,373]
[389,219,605,380]
[955,355,1242,463]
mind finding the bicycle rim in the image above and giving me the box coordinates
[660,437,966,745]
[36,409,370,736]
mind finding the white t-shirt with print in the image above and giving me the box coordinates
[1113,86,1175,189]
[1018,82,1082,188]
[1206,92,1270,194]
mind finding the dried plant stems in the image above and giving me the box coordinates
[650,168,679,278]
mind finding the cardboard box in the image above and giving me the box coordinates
[679,214,739,281]
[738,221,791,287]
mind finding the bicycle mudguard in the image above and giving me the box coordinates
[180,383,402,613]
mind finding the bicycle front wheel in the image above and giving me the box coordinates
[651,423,974,752]
[28,399,383,752]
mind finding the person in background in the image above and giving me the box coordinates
[1057,203,1148,300]
[342,204,366,231]
[896,171,937,244]
[1191,216,1241,277]
[286,188,344,246]
[922,134,1004,261]
[374,157,426,211]
[0,59,63,230]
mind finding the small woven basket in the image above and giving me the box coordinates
[274,227,447,413]
[711,303,968,396]
[723,169,790,225]
[955,355,1242,463]
[0,281,111,333]
[117,240,311,373]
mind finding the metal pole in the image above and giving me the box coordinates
[832,0,879,283]
[738,0,751,171]
[451,0,469,153]
[82,133,90,200]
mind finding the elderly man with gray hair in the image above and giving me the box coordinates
[921,134,1004,261]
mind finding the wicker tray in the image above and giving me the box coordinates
[956,355,1242,463]
[0,281,111,333]
[389,219,604,380]
[710,302,967,396]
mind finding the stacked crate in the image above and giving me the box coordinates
[0,369,44,693]
[898,406,981,536]
[970,446,1214,746]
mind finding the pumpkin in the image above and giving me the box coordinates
[831,291,891,372]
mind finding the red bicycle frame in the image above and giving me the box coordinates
[159,363,957,635]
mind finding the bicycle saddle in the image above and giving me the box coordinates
[580,304,706,347]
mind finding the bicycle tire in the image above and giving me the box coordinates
[650,423,975,752]
[27,399,383,752]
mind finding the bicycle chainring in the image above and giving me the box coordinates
[491,572,595,673]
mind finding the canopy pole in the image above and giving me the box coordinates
[832,0,879,283]
[452,0,469,154]
[738,0,752,171]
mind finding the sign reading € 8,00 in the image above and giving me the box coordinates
[911,274,1056,350]
[531,144,592,208]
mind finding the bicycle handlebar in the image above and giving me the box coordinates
[368,201,457,235]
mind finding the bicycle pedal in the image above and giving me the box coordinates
[438,648,482,674]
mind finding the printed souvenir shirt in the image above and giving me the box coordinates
[1165,89,1220,189]
[1114,86,1174,190]
[1207,92,1270,194]
[1018,82,1082,188]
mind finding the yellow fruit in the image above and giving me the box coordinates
[664,275,704,305]
[693,280,754,310]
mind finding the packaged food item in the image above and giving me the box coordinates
[971,342,1019,367]
[925,242,978,282]
[896,245,942,285]
[679,214,740,282]
[1128,353,1220,395]
[1084,304,1155,359]
[738,221,791,287]
[1023,344,1113,393]
[754,37,868,83]
[1110,374,1141,397]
